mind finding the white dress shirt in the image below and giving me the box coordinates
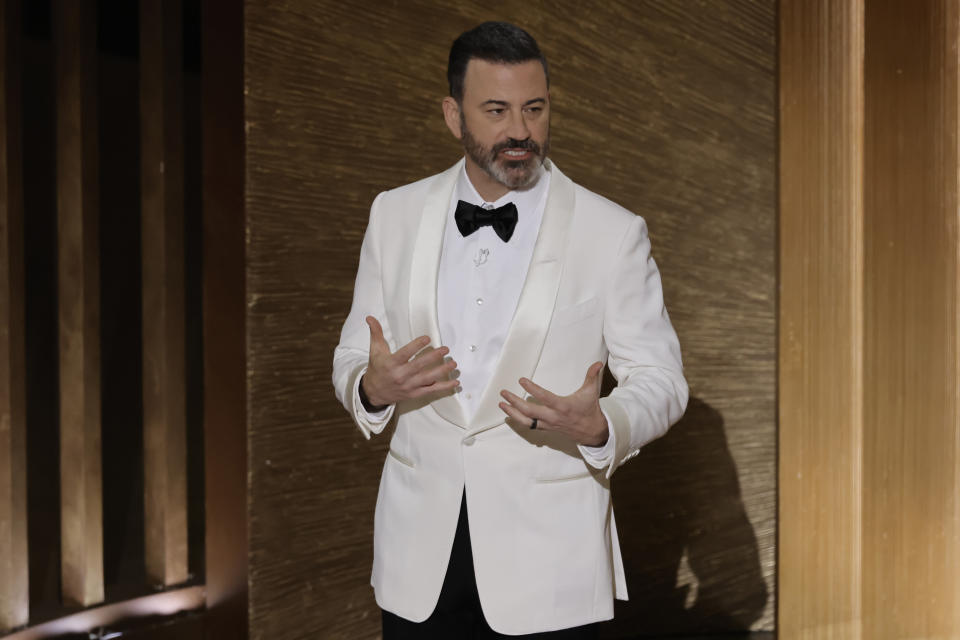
[438,164,550,418]
[355,162,614,462]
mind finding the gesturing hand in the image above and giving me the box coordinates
[498,361,609,447]
[360,316,459,408]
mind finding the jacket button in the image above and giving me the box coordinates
[463,437,476,446]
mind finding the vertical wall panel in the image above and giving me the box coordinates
[244,1,776,638]
[862,0,960,637]
[55,0,103,607]
[141,0,189,588]
[779,2,865,637]
[779,2,864,637]
[0,0,28,630]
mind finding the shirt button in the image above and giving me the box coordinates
[463,437,476,446]
[476,297,483,306]
[469,344,477,352]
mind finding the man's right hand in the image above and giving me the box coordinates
[360,316,459,408]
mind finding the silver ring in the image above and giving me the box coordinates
[530,418,538,430]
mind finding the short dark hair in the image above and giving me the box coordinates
[447,22,549,103]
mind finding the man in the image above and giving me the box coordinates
[333,21,687,638]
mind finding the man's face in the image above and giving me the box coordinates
[452,59,550,190]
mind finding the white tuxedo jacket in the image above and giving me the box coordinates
[332,158,687,635]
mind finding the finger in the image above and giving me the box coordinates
[410,378,460,398]
[518,377,562,405]
[405,346,450,373]
[393,335,432,362]
[498,400,540,429]
[409,359,457,388]
[580,361,605,390]
[366,316,389,352]
[499,389,555,422]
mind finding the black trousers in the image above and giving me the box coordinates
[381,494,599,639]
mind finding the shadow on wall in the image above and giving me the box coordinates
[599,393,768,638]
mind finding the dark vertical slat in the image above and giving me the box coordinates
[54,0,103,607]
[22,30,61,621]
[202,0,248,637]
[140,0,188,588]
[0,0,28,630]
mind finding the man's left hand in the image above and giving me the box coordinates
[499,361,609,447]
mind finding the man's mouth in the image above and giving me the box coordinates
[501,149,532,159]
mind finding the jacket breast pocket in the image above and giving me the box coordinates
[550,297,600,330]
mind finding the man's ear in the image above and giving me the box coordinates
[442,97,462,140]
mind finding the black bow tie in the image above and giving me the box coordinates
[454,200,518,243]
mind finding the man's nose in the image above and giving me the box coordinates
[505,110,531,141]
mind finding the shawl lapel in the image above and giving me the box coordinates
[408,160,467,427]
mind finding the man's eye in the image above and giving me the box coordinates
[526,107,542,113]
[488,109,505,115]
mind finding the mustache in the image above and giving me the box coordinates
[491,138,541,156]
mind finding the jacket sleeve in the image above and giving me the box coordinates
[332,191,396,438]
[596,215,688,478]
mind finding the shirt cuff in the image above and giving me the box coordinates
[578,408,616,469]
[353,367,395,425]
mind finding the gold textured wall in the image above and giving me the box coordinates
[243,2,776,638]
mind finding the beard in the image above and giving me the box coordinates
[460,115,549,191]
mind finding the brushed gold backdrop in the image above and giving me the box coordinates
[244,2,775,638]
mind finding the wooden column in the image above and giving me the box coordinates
[55,0,103,607]
[779,1,865,637]
[0,0,28,630]
[141,0,188,588]
[862,0,960,637]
